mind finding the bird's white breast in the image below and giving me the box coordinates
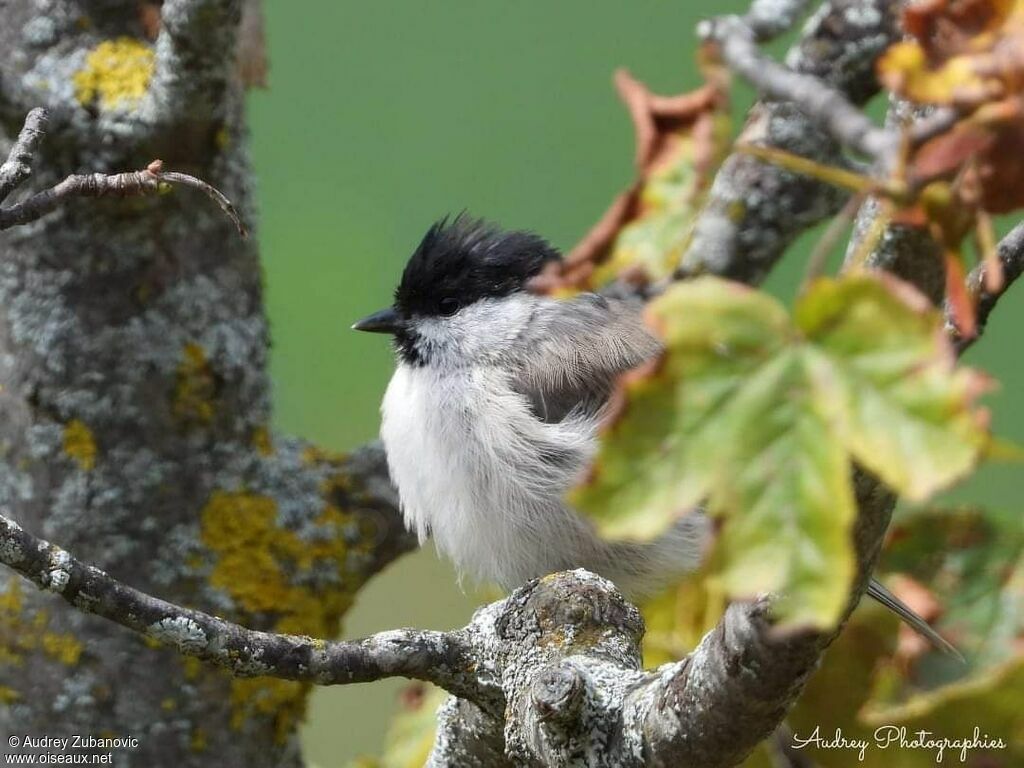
[380,360,598,589]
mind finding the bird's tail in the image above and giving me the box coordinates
[867,578,962,660]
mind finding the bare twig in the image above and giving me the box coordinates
[0,107,47,203]
[699,14,897,165]
[0,110,246,235]
[0,511,482,703]
[156,164,248,237]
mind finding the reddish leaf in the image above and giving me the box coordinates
[553,68,728,290]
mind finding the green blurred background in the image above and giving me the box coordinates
[247,2,1024,764]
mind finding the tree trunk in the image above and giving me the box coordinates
[0,2,408,765]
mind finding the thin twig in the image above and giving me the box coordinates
[0,107,48,203]
[157,164,248,237]
[0,110,247,235]
[907,106,960,147]
[0,512,481,702]
[700,14,897,165]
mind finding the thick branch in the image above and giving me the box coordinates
[636,601,815,768]
[0,511,481,704]
[0,77,410,765]
[634,474,897,768]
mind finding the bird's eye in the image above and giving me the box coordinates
[438,297,460,316]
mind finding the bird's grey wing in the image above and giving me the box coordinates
[507,293,662,423]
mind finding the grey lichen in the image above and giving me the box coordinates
[0,535,24,564]
[21,17,58,48]
[42,546,71,593]
[149,616,208,654]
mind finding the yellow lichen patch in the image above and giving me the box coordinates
[0,581,22,615]
[0,685,19,704]
[201,491,288,615]
[0,581,25,666]
[190,727,207,753]
[0,582,83,668]
[252,425,273,457]
[200,489,367,738]
[215,126,231,150]
[173,343,217,427]
[63,419,97,471]
[200,490,358,635]
[229,678,310,744]
[182,656,202,681]
[300,444,348,467]
[40,632,83,666]
[73,37,155,111]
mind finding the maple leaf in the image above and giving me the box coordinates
[571,274,991,629]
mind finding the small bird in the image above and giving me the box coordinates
[355,216,958,655]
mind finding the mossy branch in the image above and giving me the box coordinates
[0,503,845,768]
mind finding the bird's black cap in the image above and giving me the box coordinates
[353,216,562,366]
[392,215,561,319]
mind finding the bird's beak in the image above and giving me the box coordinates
[352,307,403,334]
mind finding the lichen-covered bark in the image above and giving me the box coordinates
[681,0,899,283]
[0,2,409,765]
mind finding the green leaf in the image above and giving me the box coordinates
[859,655,1024,766]
[797,275,988,500]
[573,274,989,629]
[712,348,856,626]
[571,278,790,540]
[882,505,1024,665]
